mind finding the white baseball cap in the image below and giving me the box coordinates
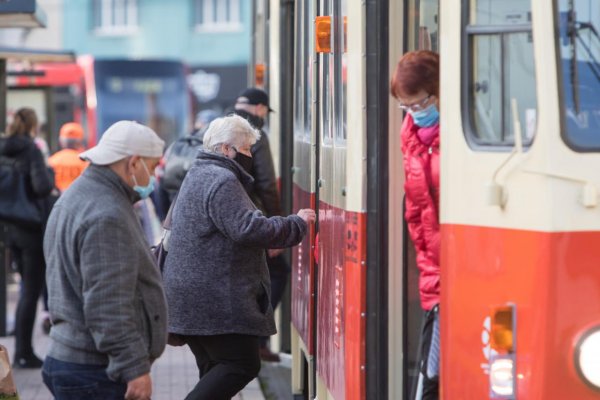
[79,121,165,165]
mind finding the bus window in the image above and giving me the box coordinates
[94,60,188,146]
[557,0,600,151]
[465,0,537,147]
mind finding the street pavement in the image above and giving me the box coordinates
[1,282,265,400]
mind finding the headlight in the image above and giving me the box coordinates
[490,356,515,398]
[576,328,600,389]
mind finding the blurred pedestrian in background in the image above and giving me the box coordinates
[159,109,220,204]
[0,107,54,368]
[163,115,315,400]
[232,87,289,362]
[43,121,168,400]
[48,122,88,193]
[391,50,440,400]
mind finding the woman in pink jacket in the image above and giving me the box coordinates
[391,50,440,400]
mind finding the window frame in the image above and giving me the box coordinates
[461,0,537,151]
[194,0,243,33]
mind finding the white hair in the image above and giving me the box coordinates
[203,114,261,153]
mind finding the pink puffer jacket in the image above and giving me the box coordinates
[401,114,440,311]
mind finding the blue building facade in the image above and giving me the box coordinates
[63,0,251,114]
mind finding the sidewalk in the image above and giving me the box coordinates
[1,282,265,400]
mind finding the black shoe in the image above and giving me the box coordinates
[259,346,281,363]
[13,355,44,369]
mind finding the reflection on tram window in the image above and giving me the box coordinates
[466,0,537,147]
[293,0,313,142]
[557,0,600,150]
[407,0,439,51]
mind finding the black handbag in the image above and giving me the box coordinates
[151,193,178,272]
[0,156,43,228]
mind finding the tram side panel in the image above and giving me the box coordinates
[316,142,347,399]
[291,138,316,353]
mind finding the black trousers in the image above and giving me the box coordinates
[184,334,261,400]
[259,254,290,347]
[7,223,46,359]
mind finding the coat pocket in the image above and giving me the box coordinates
[257,282,271,314]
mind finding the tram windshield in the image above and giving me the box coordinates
[557,0,600,150]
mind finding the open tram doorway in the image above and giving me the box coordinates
[388,0,439,398]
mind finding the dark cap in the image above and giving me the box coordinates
[237,87,274,112]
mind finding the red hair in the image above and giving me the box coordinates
[390,50,439,99]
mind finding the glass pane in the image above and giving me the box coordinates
[293,0,305,139]
[471,32,536,145]
[320,1,333,145]
[407,0,439,51]
[557,0,600,150]
[332,0,347,142]
[472,0,531,25]
[305,0,314,140]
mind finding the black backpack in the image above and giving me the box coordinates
[161,132,204,195]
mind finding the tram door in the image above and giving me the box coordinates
[315,0,348,398]
[290,0,317,397]
[388,1,439,398]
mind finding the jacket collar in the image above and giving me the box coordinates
[401,114,440,154]
[84,164,141,204]
[196,150,254,187]
[232,109,264,130]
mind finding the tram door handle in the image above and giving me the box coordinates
[318,179,325,188]
[291,166,300,175]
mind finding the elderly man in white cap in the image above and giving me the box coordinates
[42,121,167,400]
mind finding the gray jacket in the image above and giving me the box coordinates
[163,151,307,336]
[44,165,167,383]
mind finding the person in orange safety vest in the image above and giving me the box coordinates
[48,122,88,193]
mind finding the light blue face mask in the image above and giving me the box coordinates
[409,104,440,128]
[132,160,156,199]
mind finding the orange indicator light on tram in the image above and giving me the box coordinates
[490,305,515,353]
[315,16,332,53]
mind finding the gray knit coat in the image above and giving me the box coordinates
[163,150,307,336]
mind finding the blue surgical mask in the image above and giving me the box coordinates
[132,160,156,199]
[409,104,439,128]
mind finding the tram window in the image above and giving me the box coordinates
[334,1,348,143]
[305,0,315,141]
[293,1,305,139]
[407,0,439,52]
[557,0,600,151]
[293,0,313,142]
[320,0,334,146]
[465,0,537,147]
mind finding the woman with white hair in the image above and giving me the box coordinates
[163,114,315,400]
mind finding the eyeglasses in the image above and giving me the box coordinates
[397,95,431,112]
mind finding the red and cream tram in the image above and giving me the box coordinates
[252,0,600,398]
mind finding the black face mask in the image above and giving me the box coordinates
[234,151,253,174]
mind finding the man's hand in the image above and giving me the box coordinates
[268,248,284,258]
[125,373,152,400]
[297,209,316,224]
